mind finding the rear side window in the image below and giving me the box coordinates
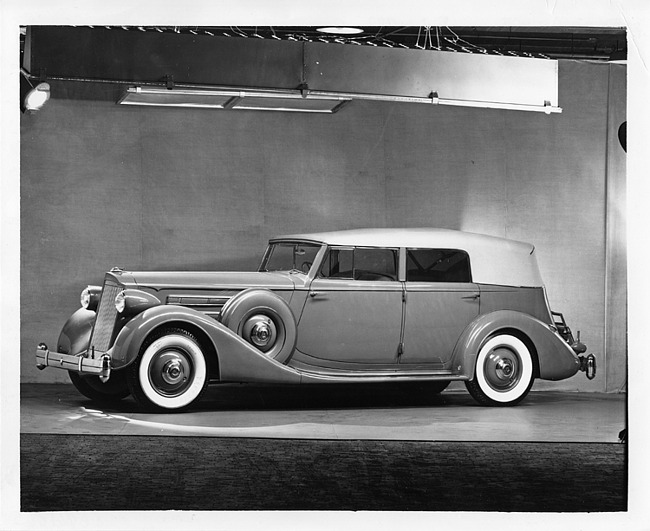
[406,248,471,283]
[320,247,397,281]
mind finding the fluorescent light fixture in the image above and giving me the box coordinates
[118,87,233,108]
[231,96,349,113]
[317,27,364,35]
[118,86,351,113]
[23,82,51,112]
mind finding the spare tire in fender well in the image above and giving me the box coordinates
[219,288,298,364]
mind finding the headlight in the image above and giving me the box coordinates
[114,289,161,317]
[80,286,102,311]
[80,289,91,309]
[115,291,126,313]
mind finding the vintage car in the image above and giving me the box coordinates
[36,228,596,412]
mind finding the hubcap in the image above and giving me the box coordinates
[251,322,271,345]
[149,349,193,397]
[162,359,183,384]
[484,347,521,392]
[242,314,277,352]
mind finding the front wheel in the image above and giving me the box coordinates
[465,334,535,406]
[127,327,209,412]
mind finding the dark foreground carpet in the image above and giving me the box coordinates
[21,434,626,512]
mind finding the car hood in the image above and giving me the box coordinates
[109,270,300,291]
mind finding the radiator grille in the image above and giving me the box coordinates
[89,278,123,354]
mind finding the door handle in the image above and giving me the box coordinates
[462,293,480,300]
[309,291,323,298]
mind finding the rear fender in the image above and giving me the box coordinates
[452,310,580,381]
[109,305,302,384]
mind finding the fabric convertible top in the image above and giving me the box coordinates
[273,228,544,288]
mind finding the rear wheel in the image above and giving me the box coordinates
[465,334,534,406]
[127,327,209,412]
[68,370,130,403]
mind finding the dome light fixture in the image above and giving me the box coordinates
[316,27,364,35]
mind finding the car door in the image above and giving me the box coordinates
[296,246,403,366]
[399,248,480,368]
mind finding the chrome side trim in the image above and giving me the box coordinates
[166,295,232,305]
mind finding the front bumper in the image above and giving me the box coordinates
[36,343,112,382]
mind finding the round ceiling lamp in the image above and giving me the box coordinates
[316,27,364,35]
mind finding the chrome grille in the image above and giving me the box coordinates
[89,278,122,354]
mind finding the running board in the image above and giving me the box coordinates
[294,369,467,384]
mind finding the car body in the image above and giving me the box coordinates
[36,228,596,411]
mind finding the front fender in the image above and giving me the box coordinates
[57,308,95,355]
[452,310,581,381]
[109,305,303,384]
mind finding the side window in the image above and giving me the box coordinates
[320,247,397,281]
[406,248,471,283]
[320,248,354,279]
[354,248,397,280]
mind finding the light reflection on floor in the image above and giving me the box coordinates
[21,383,626,442]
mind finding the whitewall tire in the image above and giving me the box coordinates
[465,334,535,406]
[128,328,209,412]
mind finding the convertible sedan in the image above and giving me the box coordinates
[36,228,596,411]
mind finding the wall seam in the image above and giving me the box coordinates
[502,109,510,239]
[139,111,145,268]
[603,64,611,392]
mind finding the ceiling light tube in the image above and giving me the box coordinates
[436,98,562,113]
[307,89,561,113]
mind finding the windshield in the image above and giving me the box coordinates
[261,242,321,273]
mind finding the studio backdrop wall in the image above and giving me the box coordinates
[20,60,626,392]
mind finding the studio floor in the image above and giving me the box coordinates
[19,383,628,513]
[21,383,625,442]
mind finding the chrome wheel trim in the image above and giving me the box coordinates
[148,349,193,397]
[476,335,533,403]
[239,309,285,357]
[483,348,521,392]
[242,314,278,352]
[139,334,207,409]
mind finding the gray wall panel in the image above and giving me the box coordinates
[605,64,627,392]
[502,62,609,391]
